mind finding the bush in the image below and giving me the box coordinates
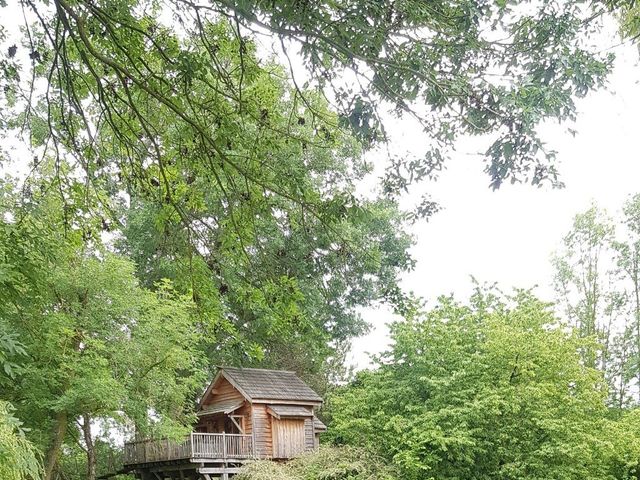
[235,447,397,480]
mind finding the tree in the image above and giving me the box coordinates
[1,13,416,384]
[553,199,640,408]
[0,0,625,385]
[552,206,621,374]
[326,289,617,480]
[0,317,42,480]
[116,194,412,391]
[0,182,206,480]
[1,0,620,193]
[614,194,640,405]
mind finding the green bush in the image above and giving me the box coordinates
[235,447,397,480]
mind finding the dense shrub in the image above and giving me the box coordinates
[235,447,397,480]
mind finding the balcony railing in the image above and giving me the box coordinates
[123,433,254,465]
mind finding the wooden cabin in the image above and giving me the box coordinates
[121,367,326,479]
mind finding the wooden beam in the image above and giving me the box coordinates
[198,468,241,474]
[253,399,321,406]
[150,465,194,473]
[229,415,244,433]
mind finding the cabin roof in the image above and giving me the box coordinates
[222,367,323,403]
[201,367,323,405]
[267,405,314,419]
[198,399,245,417]
[313,416,327,432]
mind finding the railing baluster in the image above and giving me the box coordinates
[123,433,254,465]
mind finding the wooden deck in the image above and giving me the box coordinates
[123,433,254,465]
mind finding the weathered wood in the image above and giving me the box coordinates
[304,417,314,451]
[121,368,324,477]
[271,418,306,459]
[201,377,244,409]
[197,468,242,474]
[251,404,272,458]
[123,433,253,466]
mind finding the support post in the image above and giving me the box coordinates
[222,431,227,460]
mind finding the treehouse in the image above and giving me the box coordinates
[121,367,327,480]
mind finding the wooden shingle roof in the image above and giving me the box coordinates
[197,399,244,416]
[267,405,314,419]
[220,367,323,403]
[313,416,327,432]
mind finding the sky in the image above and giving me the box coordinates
[349,38,640,367]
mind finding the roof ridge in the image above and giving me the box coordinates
[218,366,297,374]
[210,365,323,403]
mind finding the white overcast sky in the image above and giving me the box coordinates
[350,37,640,367]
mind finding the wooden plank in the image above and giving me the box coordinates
[304,417,314,451]
[201,377,244,409]
[272,418,305,459]
[252,404,272,458]
[198,468,242,474]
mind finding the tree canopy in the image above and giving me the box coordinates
[326,289,640,480]
[1,0,623,207]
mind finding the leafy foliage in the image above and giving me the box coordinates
[0,401,42,480]
[0,180,206,479]
[325,289,632,480]
[0,2,639,479]
[2,9,415,385]
[235,446,397,480]
[552,205,618,371]
[1,0,620,198]
[553,197,640,409]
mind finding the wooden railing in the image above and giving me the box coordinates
[123,433,254,465]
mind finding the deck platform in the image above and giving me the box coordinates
[122,433,254,480]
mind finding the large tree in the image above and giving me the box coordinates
[553,200,640,408]
[552,206,620,371]
[1,0,620,195]
[0,0,628,379]
[325,289,630,480]
[0,179,206,480]
[2,14,414,385]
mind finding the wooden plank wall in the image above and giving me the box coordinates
[272,418,306,459]
[304,417,314,451]
[252,404,272,458]
[236,403,253,435]
[202,377,244,408]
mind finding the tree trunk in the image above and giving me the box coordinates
[44,410,68,480]
[82,413,97,480]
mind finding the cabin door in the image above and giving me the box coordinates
[271,418,305,458]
